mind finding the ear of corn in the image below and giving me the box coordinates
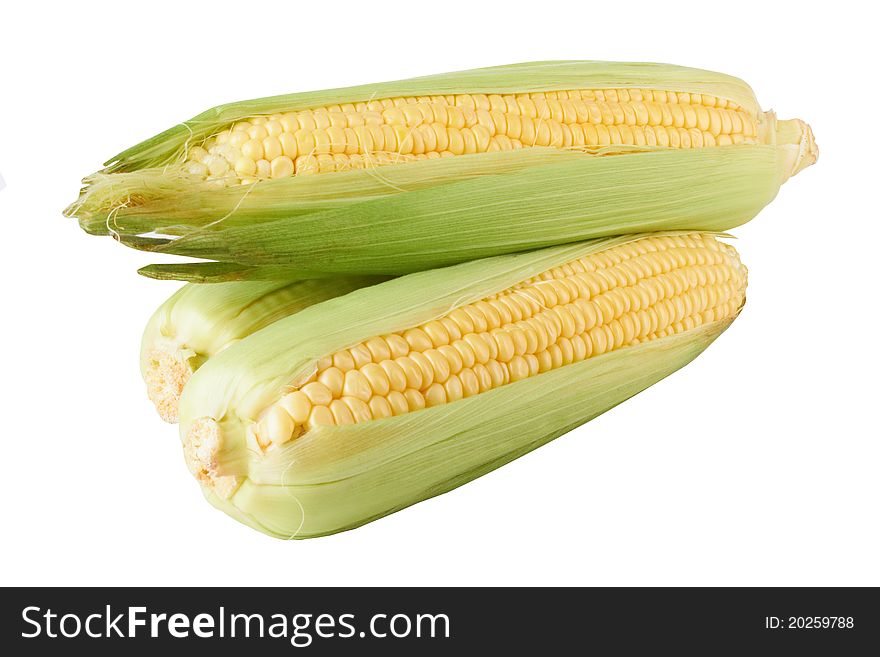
[178,232,747,538]
[65,61,815,281]
[142,277,384,422]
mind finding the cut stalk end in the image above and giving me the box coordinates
[183,417,241,499]
[143,340,199,423]
[775,117,818,181]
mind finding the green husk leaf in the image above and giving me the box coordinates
[128,146,783,276]
[137,262,317,283]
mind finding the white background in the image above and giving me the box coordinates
[1,0,877,587]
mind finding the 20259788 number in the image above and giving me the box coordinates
[765,617,854,629]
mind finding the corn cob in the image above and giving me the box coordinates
[65,61,814,282]
[178,232,747,538]
[142,277,384,422]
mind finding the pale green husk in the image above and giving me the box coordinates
[142,276,384,422]
[178,232,743,538]
[64,60,809,281]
